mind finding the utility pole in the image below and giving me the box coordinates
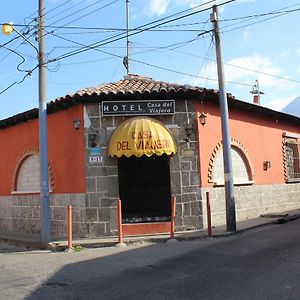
[2,0,51,245]
[38,0,51,244]
[211,5,236,232]
[123,0,130,74]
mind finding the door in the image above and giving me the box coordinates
[118,154,171,223]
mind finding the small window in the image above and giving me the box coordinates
[212,146,253,186]
[284,133,300,182]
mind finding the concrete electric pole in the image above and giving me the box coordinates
[2,0,52,245]
[38,0,51,245]
[211,5,236,232]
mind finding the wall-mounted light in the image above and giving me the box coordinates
[73,119,81,129]
[185,124,193,143]
[88,132,98,147]
[263,161,271,170]
[199,112,207,126]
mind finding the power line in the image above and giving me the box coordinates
[0,65,38,96]
[169,49,300,85]
[221,7,300,23]
[47,0,120,30]
[48,0,220,63]
[46,28,253,89]
[129,57,252,88]
[220,5,300,33]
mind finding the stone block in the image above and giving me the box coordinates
[183,215,201,230]
[52,207,67,221]
[181,161,192,171]
[51,220,67,237]
[107,176,120,198]
[86,208,98,222]
[184,202,191,216]
[106,166,118,176]
[86,177,97,192]
[171,171,182,194]
[181,172,190,187]
[98,207,111,221]
[101,198,113,207]
[101,117,114,129]
[191,201,202,216]
[87,166,107,177]
[72,208,86,223]
[88,222,106,237]
[170,156,180,172]
[89,193,101,207]
[190,171,200,186]
[173,194,182,203]
[182,185,201,195]
[174,215,184,228]
[96,176,108,193]
[90,117,100,130]
[86,103,100,116]
[182,193,197,203]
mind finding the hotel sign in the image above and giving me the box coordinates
[101,100,175,116]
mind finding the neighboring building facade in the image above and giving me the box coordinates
[0,74,299,239]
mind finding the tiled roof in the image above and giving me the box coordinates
[1,74,299,129]
[61,74,209,99]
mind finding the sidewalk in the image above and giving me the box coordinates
[1,208,300,250]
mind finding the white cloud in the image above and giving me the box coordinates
[224,54,296,92]
[296,47,300,55]
[176,0,205,7]
[242,28,251,41]
[190,53,296,98]
[265,95,296,112]
[143,0,208,17]
[145,0,172,17]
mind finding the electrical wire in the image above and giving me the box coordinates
[129,56,252,88]
[47,0,119,30]
[0,65,38,96]
[0,45,34,74]
[45,30,253,89]
[220,4,300,33]
[48,0,219,63]
[168,49,300,85]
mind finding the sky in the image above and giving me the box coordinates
[0,0,300,119]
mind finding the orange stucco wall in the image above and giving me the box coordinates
[196,101,300,187]
[0,105,86,195]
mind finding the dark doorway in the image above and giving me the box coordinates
[118,154,171,223]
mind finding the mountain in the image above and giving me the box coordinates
[282,97,300,117]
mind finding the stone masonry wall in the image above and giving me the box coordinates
[0,193,87,239]
[84,99,203,236]
[169,99,203,231]
[201,183,300,228]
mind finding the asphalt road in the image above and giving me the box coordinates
[1,218,300,300]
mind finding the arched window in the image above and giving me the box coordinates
[15,154,40,192]
[210,144,254,186]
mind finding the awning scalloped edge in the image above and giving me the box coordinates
[108,116,176,158]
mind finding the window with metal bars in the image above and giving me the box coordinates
[284,134,300,182]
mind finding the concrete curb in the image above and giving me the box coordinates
[2,212,300,251]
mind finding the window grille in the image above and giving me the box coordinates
[284,137,300,182]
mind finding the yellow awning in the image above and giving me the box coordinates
[108,116,176,158]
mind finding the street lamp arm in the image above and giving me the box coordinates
[2,22,38,53]
[11,26,39,54]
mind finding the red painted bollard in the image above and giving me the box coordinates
[67,205,73,250]
[206,192,212,237]
[117,199,123,244]
[170,196,176,239]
